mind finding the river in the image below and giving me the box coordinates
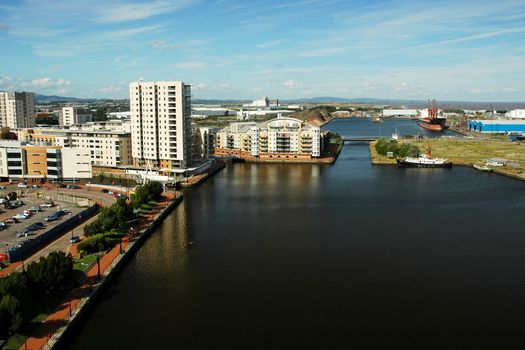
[67,119,525,349]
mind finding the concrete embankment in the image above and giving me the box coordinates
[48,194,184,350]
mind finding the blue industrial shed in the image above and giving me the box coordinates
[467,120,525,133]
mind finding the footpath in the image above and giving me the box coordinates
[20,192,181,350]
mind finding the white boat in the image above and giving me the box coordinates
[473,164,492,172]
[397,154,452,168]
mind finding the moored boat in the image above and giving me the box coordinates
[473,164,492,172]
[418,99,447,131]
[397,148,452,168]
[397,155,452,168]
[373,117,383,123]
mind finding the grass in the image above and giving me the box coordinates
[73,253,99,271]
[370,138,525,178]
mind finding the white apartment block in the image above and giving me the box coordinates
[0,91,35,128]
[16,127,132,167]
[66,130,132,167]
[130,81,192,169]
[216,117,321,157]
[61,106,93,126]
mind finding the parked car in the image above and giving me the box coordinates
[27,222,44,231]
[13,213,28,220]
[17,183,27,188]
[70,235,81,244]
[29,206,42,212]
[23,209,33,216]
[100,188,110,193]
[5,218,19,224]
[32,184,41,188]
[0,185,6,189]
[41,201,54,208]
[116,193,128,200]
[45,214,59,222]
[67,185,81,189]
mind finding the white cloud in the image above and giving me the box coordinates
[283,79,299,88]
[395,81,409,91]
[151,40,183,50]
[96,1,196,23]
[98,85,124,94]
[191,82,208,89]
[256,39,288,49]
[503,87,520,92]
[175,61,208,70]
[470,88,496,94]
[31,77,71,89]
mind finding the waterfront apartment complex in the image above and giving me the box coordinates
[0,140,91,181]
[0,91,36,128]
[61,106,93,126]
[16,127,132,167]
[215,117,321,160]
[130,81,192,169]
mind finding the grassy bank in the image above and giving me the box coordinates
[370,138,525,180]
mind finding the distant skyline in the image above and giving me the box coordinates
[0,0,524,101]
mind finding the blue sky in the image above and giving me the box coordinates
[0,0,524,101]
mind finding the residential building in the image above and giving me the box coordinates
[0,140,92,181]
[130,81,192,169]
[0,91,35,128]
[193,126,218,159]
[61,106,93,126]
[17,127,132,167]
[215,117,321,159]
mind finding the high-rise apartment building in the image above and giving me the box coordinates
[61,106,93,126]
[0,91,36,128]
[130,81,192,169]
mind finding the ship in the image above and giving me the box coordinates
[372,117,383,123]
[397,148,452,168]
[418,99,447,131]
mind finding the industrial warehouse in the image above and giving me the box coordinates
[467,119,525,133]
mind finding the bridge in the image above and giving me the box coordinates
[341,136,380,143]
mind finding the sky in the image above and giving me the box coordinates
[0,0,524,101]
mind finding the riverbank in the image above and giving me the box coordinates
[20,192,184,350]
[369,138,525,181]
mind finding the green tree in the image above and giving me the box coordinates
[0,295,23,335]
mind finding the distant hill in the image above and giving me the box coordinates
[33,94,525,110]
[35,94,83,103]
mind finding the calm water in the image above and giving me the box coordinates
[67,119,525,349]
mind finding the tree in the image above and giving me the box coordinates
[0,295,23,335]
[26,252,74,296]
